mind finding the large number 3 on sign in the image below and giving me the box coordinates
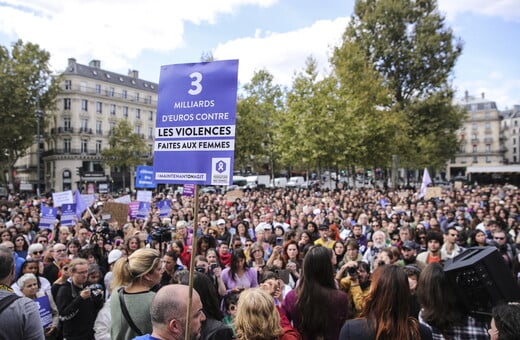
[188,71,203,95]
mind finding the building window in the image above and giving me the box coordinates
[485,121,491,130]
[485,144,490,152]
[485,112,490,120]
[81,139,88,153]
[149,111,154,121]
[95,84,101,94]
[81,99,88,111]
[122,106,128,118]
[96,121,102,135]
[136,108,141,119]
[109,87,115,97]
[64,80,72,90]
[109,122,115,136]
[472,145,477,153]
[135,126,141,135]
[96,102,102,114]
[80,82,87,92]
[486,156,491,163]
[64,117,71,131]
[148,127,153,139]
[122,89,127,99]
[515,120,518,127]
[110,104,116,115]
[473,156,478,163]
[64,98,71,110]
[145,95,152,104]
[64,139,71,153]
[96,140,102,153]
[471,123,478,130]
[135,92,140,102]
[514,147,517,154]
[81,119,88,132]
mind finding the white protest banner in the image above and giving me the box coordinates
[52,190,73,207]
[136,190,152,203]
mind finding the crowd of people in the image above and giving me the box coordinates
[1,182,520,339]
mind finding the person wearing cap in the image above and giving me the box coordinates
[103,249,123,299]
[398,241,425,270]
[314,224,334,248]
[216,219,231,246]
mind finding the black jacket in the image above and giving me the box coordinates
[55,280,103,340]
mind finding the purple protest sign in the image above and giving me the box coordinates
[183,184,195,197]
[153,60,238,186]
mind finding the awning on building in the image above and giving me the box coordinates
[466,165,520,173]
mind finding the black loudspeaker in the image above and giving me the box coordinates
[443,246,520,316]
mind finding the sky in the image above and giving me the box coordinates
[0,0,519,110]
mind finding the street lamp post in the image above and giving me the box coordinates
[35,109,44,196]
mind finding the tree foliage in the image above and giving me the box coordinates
[338,0,465,169]
[101,119,148,190]
[0,39,60,191]
[235,70,284,175]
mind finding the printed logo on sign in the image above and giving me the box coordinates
[211,158,230,185]
[216,160,226,173]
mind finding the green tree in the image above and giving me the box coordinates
[0,39,60,192]
[102,119,148,191]
[339,0,465,170]
[235,70,284,176]
[278,57,341,175]
[332,40,403,179]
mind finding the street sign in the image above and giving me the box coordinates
[154,60,239,186]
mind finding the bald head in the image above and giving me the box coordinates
[151,284,193,325]
[150,284,205,340]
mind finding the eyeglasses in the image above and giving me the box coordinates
[494,237,505,240]
[449,234,459,238]
[200,220,209,224]
[245,243,252,247]
[32,251,43,255]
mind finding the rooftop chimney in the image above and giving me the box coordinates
[68,58,76,66]
[128,70,139,79]
[89,60,101,68]
[481,92,485,99]
[464,90,469,101]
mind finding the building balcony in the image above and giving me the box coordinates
[79,128,93,134]
[51,127,75,134]
[41,148,103,157]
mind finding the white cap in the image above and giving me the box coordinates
[108,249,123,265]
[217,218,226,225]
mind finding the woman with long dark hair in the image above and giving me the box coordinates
[417,263,488,339]
[178,271,234,340]
[340,265,431,339]
[13,233,29,259]
[283,245,351,339]
[221,249,258,294]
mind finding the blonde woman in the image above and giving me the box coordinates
[235,288,283,340]
[110,248,163,340]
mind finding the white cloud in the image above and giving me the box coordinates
[438,0,520,22]
[213,17,349,87]
[0,0,279,73]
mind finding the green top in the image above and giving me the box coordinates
[110,289,155,340]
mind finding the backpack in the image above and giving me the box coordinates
[0,293,21,314]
